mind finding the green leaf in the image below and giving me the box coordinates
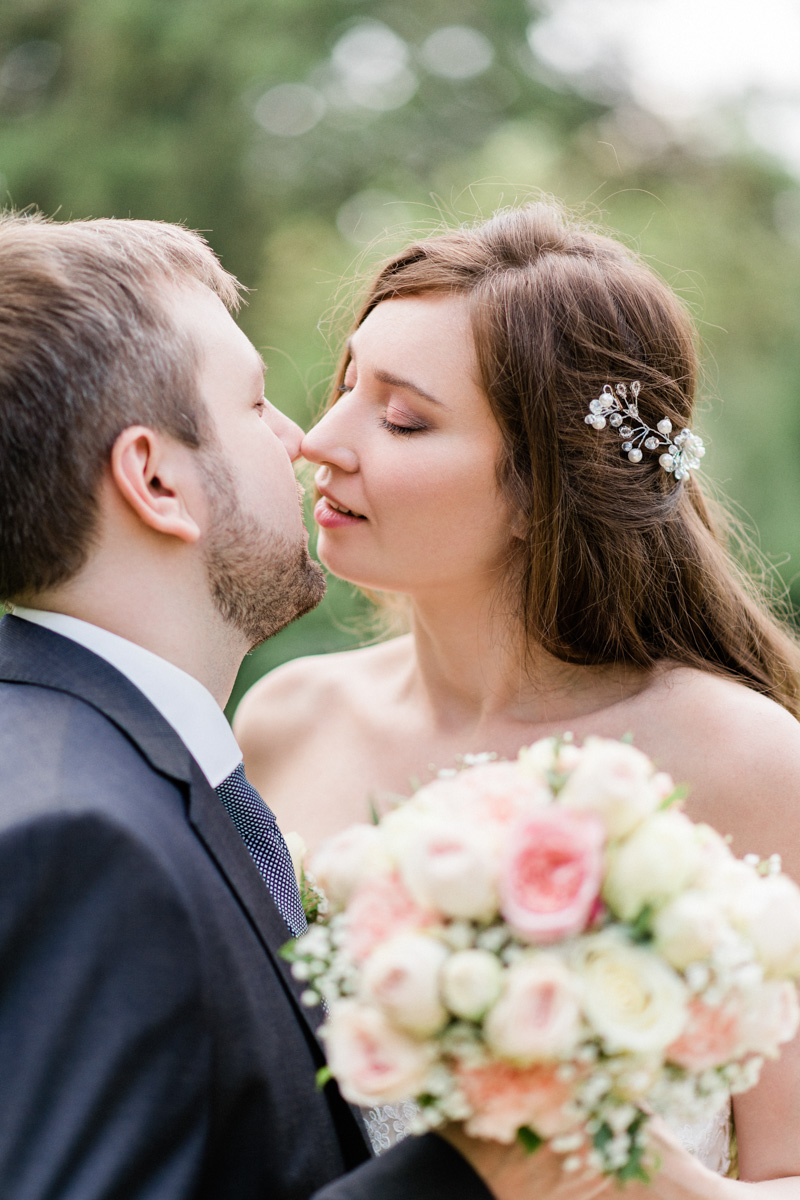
[629,904,655,942]
[316,1066,333,1090]
[517,1126,544,1154]
[659,783,689,810]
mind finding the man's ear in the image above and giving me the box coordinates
[110,426,202,544]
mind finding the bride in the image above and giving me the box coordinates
[235,202,800,1188]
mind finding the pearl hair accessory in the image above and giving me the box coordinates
[584,382,706,480]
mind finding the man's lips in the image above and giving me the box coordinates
[313,494,367,528]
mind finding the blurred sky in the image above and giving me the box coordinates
[531,0,800,174]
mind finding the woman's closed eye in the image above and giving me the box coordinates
[379,412,429,437]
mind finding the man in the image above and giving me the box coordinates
[0,214,562,1200]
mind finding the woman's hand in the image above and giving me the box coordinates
[438,1125,612,1200]
[620,1119,729,1200]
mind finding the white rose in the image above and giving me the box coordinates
[603,810,701,922]
[653,891,734,969]
[283,831,307,886]
[738,980,800,1058]
[441,949,504,1021]
[575,931,688,1054]
[558,738,663,839]
[731,875,800,977]
[484,954,583,1063]
[517,736,581,782]
[361,932,449,1036]
[397,818,500,921]
[321,1000,433,1105]
[308,824,388,910]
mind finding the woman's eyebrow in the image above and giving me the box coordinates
[373,368,445,407]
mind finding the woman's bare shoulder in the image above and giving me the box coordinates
[233,636,413,750]
[646,666,800,873]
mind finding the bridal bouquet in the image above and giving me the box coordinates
[284,737,800,1181]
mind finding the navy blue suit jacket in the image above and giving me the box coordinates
[0,616,491,1200]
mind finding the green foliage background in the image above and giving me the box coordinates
[2,0,799,715]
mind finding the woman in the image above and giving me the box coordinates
[235,202,800,1186]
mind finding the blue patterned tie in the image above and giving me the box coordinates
[215,763,307,938]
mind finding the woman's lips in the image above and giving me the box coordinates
[314,496,367,528]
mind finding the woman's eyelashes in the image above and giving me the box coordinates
[379,414,428,437]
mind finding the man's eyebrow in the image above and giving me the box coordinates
[345,339,445,407]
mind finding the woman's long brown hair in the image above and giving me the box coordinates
[327,202,800,716]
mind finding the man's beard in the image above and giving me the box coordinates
[202,456,325,650]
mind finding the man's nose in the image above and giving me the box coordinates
[267,404,304,462]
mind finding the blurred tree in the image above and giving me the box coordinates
[1,0,799,715]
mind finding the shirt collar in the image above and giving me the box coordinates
[12,607,241,788]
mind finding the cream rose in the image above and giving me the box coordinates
[730,875,800,977]
[738,980,800,1057]
[361,932,449,1036]
[603,810,701,922]
[575,931,688,1054]
[653,891,733,969]
[396,818,500,922]
[321,1000,433,1105]
[558,737,664,839]
[499,809,605,943]
[309,824,388,910]
[484,954,582,1063]
[441,949,504,1021]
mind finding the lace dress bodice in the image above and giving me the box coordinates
[363,1096,734,1174]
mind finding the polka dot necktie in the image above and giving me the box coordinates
[215,762,307,938]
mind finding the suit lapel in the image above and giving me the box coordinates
[0,615,326,1045]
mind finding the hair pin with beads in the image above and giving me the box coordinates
[584,382,705,480]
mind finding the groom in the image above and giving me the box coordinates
[0,214,546,1200]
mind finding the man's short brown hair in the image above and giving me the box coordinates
[0,213,242,602]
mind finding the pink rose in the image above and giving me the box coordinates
[345,873,436,963]
[484,954,582,1063]
[457,1061,579,1143]
[666,997,745,1070]
[499,810,605,943]
[457,762,552,825]
[321,1000,433,1105]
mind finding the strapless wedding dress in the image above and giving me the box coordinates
[363,1096,734,1175]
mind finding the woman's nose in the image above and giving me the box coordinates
[300,407,359,473]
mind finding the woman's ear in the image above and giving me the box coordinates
[110,426,202,544]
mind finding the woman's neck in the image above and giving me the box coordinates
[402,583,650,732]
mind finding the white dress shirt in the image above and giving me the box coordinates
[12,607,241,788]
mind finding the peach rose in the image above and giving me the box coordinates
[666,997,746,1070]
[499,809,605,943]
[361,932,449,1036]
[345,873,436,963]
[484,954,582,1063]
[457,1060,579,1143]
[321,1000,433,1105]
